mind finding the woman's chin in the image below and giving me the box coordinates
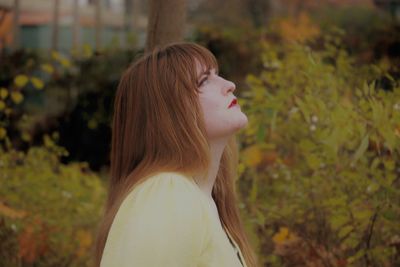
[206,113,249,139]
[228,114,249,134]
[235,112,249,130]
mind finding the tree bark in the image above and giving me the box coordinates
[12,0,20,51]
[72,0,80,50]
[51,0,60,51]
[131,0,140,30]
[123,0,140,48]
[125,0,140,31]
[95,0,102,51]
[145,0,187,52]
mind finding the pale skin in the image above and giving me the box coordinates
[193,63,248,199]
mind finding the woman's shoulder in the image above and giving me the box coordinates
[132,171,201,197]
[123,171,208,215]
[140,171,197,188]
[116,171,212,240]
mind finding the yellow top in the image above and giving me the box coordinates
[100,171,247,267]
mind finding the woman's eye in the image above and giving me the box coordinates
[198,76,208,87]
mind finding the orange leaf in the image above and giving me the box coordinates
[264,151,278,165]
[395,125,400,138]
[18,225,37,264]
[18,217,49,264]
[279,12,320,43]
[243,145,263,167]
[75,229,93,258]
[0,201,27,219]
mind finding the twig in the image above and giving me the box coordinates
[363,206,379,267]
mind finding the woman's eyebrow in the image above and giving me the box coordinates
[201,69,211,76]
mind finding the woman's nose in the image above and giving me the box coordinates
[222,79,236,95]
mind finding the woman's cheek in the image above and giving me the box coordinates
[199,95,219,113]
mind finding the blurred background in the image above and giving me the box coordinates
[0,0,399,266]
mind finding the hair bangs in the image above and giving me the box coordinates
[187,44,219,91]
[162,43,218,93]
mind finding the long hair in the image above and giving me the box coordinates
[92,42,258,267]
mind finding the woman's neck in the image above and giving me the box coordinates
[193,138,228,199]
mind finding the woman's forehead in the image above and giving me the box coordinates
[194,60,215,77]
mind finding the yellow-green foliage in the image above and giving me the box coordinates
[0,50,74,144]
[239,38,400,266]
[0,137,106,267]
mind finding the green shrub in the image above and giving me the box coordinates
[0,47,139,169]
[0,137,106,267]
[0,49,76,150]
[238,38,400,266]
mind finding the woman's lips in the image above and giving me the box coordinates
[228,98,238,108]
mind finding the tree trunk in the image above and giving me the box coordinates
[95,0,102,51]
[131,0,140,31]
[12,0,20,51]
[125,0,140,31]
[123,0,140,48]
[72,0,80,50]
[145,0,187,52]
[51,0,60,51]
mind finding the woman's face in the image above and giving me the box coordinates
[196,63,248,140]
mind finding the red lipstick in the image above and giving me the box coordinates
[228,98,238,108]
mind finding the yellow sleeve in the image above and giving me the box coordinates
[101,173,209,267]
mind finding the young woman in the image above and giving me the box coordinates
[93,42,258,267]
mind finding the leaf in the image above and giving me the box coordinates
[87,119,98,129]
[353,209,372,221]
[366,183,379,194]
[338,225,353,239]
[382,209,397,221]
[351,134,369,164]
[75,229,93,257]
[83,44,93,58]
[30,77,44,90]
[14,75,29,88]
[51,51,61,60]
[347,249,366,263]
[305,153,321,170]
[0,100,5,111]
[0,127,6,139]
[256,125,265,143]
[279,12,320,43]
[331,214,348,229]
[242,145,263,167]
[344,235,359,249]
[254,208,266,225]
[270,110,277,131]
[362,81,370,96]
[18,224,37,264]
[0,201,27,219]
[370,157,380,170]
[60,58,71,68]
[0,87,8,99]
[249,175,258,202]
[299,139,315,152]
[18,219,48,264]
[11,91,24,104]
[294,96,310,123]
[21,132,31,142]
[41,64,54,74]
[272,227,289,244]
[383,159,395,171]
[264,151,278,165]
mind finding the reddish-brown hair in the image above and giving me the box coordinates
[93,42,258,267]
